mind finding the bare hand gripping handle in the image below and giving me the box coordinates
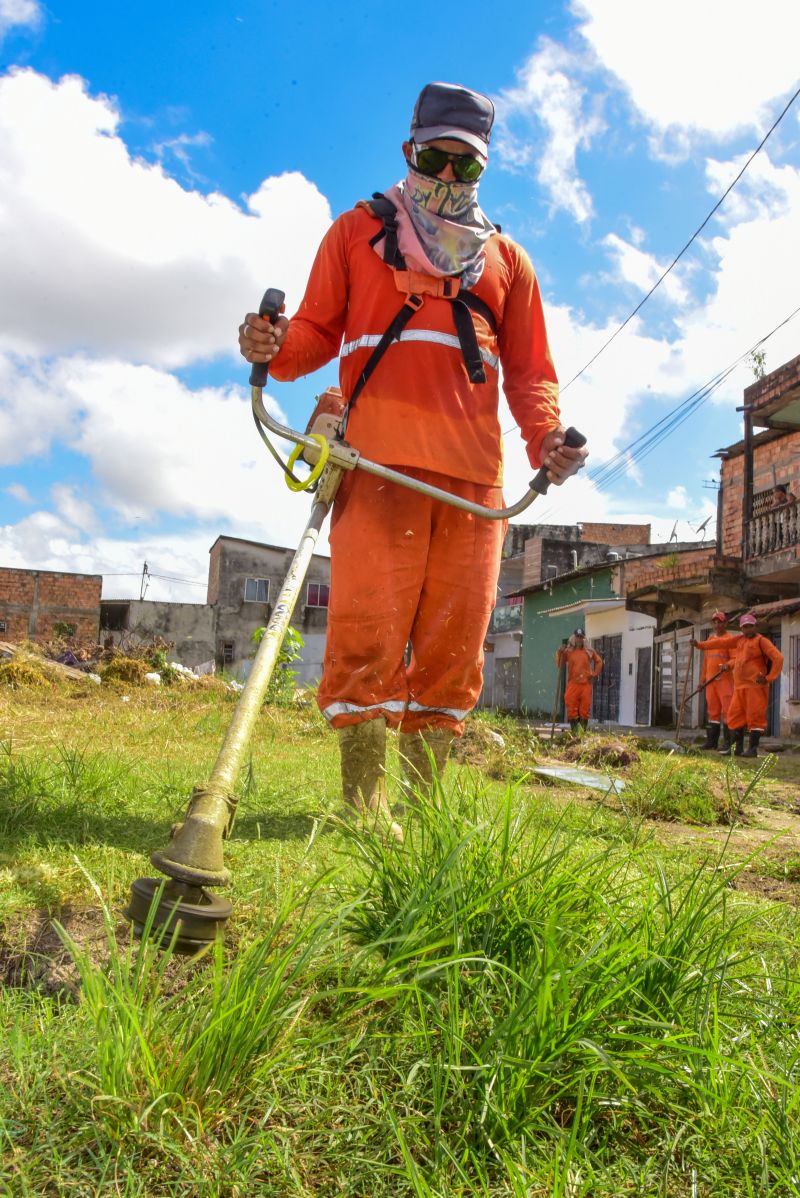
[529,427,587,495]
[248,288,286,388]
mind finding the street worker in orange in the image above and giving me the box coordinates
[692,610,737,753]
[239,81,587,829]
[555,629,602,735]
[703,613,783,757]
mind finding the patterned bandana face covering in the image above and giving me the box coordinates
[399,162,496,285]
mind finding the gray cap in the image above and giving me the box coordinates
[573,628,585,636]
[410,82,494,157]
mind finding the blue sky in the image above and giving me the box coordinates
[1,0,799,599]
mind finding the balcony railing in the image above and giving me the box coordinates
[747,503,800,558]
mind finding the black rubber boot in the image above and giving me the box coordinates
[732,728,746,757]
[569,719,581,736]
[700,723,720,750]
[741,730,761,758]
[580,718,589,733]
[717,724,732,754]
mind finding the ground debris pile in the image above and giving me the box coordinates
[561,735,641,770]
[0,656,52,689]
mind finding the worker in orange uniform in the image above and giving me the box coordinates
[555,629,603,735]
[239,83,587,829]
[704,613,783,757]
[692,610,737,753]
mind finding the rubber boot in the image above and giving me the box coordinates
[732,728,746,757]
[569,719,581,736]
[717,724,732,754]
[398,728,454,800]
[700,723,720,750]
[337,718,403,842]
[741,730,761,758]
[579,718,589,733]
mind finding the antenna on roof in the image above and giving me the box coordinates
[668,521,678,543]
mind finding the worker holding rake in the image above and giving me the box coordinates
[702,613,782,757]
[555,629,602,735]
[239,81,587,825]
[692,609,737,753]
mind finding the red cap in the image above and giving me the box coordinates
[739,613,757,627]
[711,610,727,623]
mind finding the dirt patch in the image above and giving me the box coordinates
[730,872,800,905]
[0,906,111,997]
[561,737,641,769]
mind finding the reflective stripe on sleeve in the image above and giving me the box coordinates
[341,331,499,372]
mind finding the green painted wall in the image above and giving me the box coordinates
[520,569,615,716]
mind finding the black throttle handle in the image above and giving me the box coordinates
[530,426,587,495]
[249,287,286,388]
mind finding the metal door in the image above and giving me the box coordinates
[635,646,652,725]
[592,634,622,723]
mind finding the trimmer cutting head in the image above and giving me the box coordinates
[124,877,233,954]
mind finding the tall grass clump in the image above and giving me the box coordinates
[333,770,800,1185]
[55,871,337,1136]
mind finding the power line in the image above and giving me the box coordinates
[529,299,800,523]
[560,82,800,393]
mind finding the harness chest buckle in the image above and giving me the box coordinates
[393,269,460,301]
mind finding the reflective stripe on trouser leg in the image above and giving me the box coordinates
[316,467,505,734]
[565,681,592,721]
[726,686,769,732]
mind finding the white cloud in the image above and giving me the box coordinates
[0,69,332,368]
[667,484,688,509]
[0,0,40,41]
[51,484,98,534]
[4,482,32,503]
[494,38,603,223]
[601,233,690,306]
[574,0,800,141]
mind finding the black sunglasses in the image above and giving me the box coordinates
[411,145,485,183]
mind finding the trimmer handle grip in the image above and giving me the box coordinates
[530,426,587,495]
[249,287,286,388]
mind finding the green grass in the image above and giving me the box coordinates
[2,687,800,1195]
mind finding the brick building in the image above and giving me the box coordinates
[623,351,800,734]
[0,567,101,643]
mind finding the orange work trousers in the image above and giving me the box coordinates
[317,467,506,735]
[726,685,769,732]
[705,674,734,723]
[565,681,592,720]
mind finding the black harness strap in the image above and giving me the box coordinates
[339,294,423,437]
[340,194,501,433]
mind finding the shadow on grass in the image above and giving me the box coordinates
[232,810,338,843]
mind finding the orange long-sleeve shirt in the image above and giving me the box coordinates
[704,633,783,688]
[556,646,603,684]
[696,631,738,682]
[269,206,561,485]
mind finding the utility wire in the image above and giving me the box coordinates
[559,82,800,393]
[528,300,800,525]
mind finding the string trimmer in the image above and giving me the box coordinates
[125,288,586,950]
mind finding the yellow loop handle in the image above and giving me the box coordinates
[284,434,330,492]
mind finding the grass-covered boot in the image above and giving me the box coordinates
[398,728,454,800]
[717,724,732,754]
[741,730,761,758]
[700,723,720,750]
[569,718,581,736]
[338,717,403,842]
[732,728,746,757]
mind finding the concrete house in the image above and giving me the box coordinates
[101,534,332,685]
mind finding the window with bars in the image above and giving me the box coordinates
[790,635,800,700]
[306,581,330,608]
[222,642,235,666]
[243,577,270,603]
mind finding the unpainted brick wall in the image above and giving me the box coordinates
[0,567,102,640]
[623,546,716,595]
[720,430,800,557]
[580,522,651,545]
